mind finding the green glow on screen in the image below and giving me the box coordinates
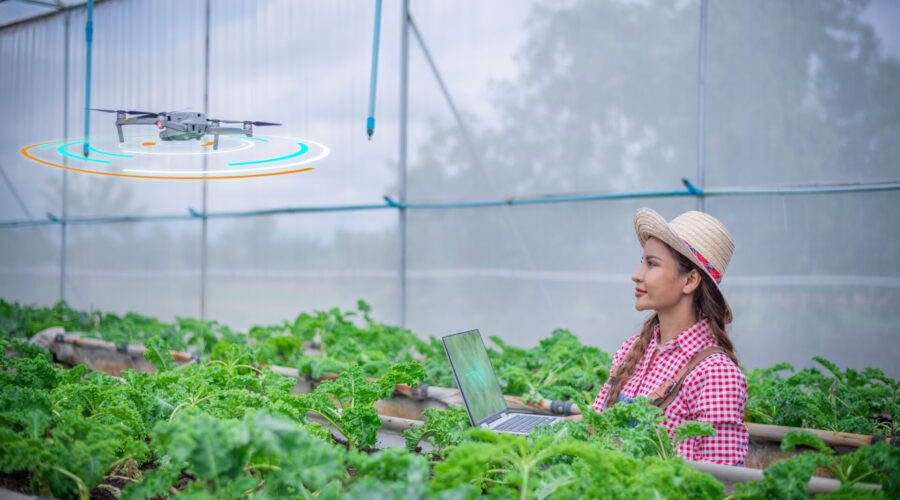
[445,330,507,424]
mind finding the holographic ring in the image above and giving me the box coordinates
[20,136,327,180]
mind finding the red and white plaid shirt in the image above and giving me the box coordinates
[592,318,749,465]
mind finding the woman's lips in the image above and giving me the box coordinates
[635,288,646,297]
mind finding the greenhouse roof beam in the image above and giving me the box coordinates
[6,0,58,8]
[0,0,112,31]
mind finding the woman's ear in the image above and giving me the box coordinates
[683,269,702,295]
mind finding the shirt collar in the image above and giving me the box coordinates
[652,318,713,354]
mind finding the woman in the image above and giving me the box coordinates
[574,208,749,465]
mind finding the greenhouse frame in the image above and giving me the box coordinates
[0,0,898,498]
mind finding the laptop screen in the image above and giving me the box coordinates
[443,329,507,426]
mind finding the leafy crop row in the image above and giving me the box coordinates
[744,358,899,435]
[2,337,898,499]
[2,299,896,436]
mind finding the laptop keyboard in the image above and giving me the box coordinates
[492,414,558,433]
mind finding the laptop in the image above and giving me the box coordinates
[442,329,563,435]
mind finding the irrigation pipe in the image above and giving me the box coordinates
[685,459,881,494]
[366,0,383,140]
[745,422,900,448]
[82,0,94,157]
[5,178,899,229]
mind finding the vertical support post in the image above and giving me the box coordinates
[696,0,708,212]
[61,12,71,301]
[398,0,410,328]
[82,0,93,157]
[200,0,211,319]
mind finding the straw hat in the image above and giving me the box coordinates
[633,207,734,288]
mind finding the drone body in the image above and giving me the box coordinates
[91,109,280,151]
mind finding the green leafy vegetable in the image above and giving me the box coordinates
[780,430,834,455]
[728,452,832,500]
[295,361,425,450]
[402,406,470,458]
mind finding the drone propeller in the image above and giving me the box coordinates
[91,108,160,116]
[251,121,280,126]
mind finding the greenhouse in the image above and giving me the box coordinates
[0,0,898,498]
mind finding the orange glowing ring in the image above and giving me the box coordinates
[21,139,316,180]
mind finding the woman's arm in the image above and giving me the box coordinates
[676,355,749,465]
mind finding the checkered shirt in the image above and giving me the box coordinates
[592,318,749,465]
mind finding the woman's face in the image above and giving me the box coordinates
[631,237,692,312]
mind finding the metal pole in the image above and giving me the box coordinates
[696,0,708,212]
[398,0,410,328]
[82,0,93,157]
[0,163,34,222]
[407,16,474,165]
[61,11,70,301]
[200,0,211,319]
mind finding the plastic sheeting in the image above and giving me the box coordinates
[1,0,898,377]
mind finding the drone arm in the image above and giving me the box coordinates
[112,116,160,142]
[116,117,162,126]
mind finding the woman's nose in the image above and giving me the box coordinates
[632,266,642,283]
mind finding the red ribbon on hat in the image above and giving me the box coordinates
[682,239,722,284]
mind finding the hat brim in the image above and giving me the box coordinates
[634,207,724,292]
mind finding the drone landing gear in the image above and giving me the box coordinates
[213,134,220,150]
[115,110,126,142]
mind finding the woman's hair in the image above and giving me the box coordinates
[604,242,738,407]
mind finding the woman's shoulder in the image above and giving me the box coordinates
[682,352,748,418]
[610,333,643,366]
[619,332,642,351]
[686,352,747,388]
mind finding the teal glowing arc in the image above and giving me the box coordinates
[88,146,132,158]
[228,142,308,166]
[58,141,110,164]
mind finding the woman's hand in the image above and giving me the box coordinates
[564,413,593,435]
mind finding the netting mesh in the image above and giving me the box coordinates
[1,0,898,376]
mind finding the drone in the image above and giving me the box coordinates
[91,108,280,150]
